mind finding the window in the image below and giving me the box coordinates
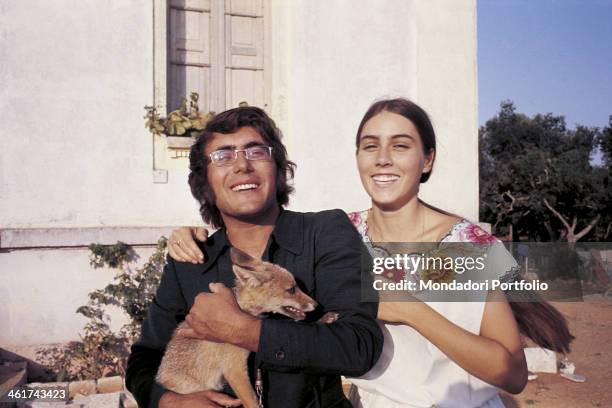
[167,0,267,114]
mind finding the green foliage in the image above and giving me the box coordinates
[480,101,611,242]
[144,92,214,137]
[598,116,612,168]
[37,238,167,381]
[88,242,131,268]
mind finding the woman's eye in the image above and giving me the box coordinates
[393,144,410,150]
[362,144,377,150]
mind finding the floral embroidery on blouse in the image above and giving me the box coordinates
[348,209,498,244]
[348,209,519,285]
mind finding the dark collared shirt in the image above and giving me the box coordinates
[126,209,382,408]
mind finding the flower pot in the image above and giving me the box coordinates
[166,136,196,150]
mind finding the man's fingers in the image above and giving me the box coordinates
[209,282,229,293]
[178,318,199,338]
[204,391,242,406]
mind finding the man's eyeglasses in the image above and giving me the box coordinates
[208,145,274,166]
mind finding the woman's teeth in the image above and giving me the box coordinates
[232,183,259,192]
[372,175,399,184]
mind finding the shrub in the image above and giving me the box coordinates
[37,238,167,381]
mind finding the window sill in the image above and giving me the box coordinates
[0,227,176,250]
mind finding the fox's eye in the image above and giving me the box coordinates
[287,286,296,295]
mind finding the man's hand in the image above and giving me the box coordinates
[159,390,242,408]
[180,282,262,351]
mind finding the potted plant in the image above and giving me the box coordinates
[144,92,214,150]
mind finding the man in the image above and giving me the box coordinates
[126,106,383,407]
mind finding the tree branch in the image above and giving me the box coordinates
[574,214,601,241]
[543,198,572,231]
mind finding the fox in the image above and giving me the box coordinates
[156,247,320,408]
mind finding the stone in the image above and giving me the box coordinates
[17,401,69,408]
[72,392,121,407]
[67,381,96,399]
[0,360,28,400]
[12,381,69,408]
[95,377,123,394]
[25,382,69,389]
[120,391,138,408]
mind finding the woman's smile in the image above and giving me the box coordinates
[371,173,400,187]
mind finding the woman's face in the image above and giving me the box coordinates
[356,111,434,210]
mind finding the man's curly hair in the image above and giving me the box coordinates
[189,106,296,228]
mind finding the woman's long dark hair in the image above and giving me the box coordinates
[359,97,574,353]
[509,292,574,353]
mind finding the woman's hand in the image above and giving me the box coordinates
[168,227,208,263]
[377,298,425,325]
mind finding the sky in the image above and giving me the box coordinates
[478,0,612,129]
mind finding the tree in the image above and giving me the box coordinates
[480,101,609,242]
[594,116,612,239]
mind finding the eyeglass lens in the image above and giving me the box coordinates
[210,146,272,165]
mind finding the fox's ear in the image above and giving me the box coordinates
[233,265,262,288]
[230,247,260,270]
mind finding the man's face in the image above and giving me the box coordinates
[205,126,278,223]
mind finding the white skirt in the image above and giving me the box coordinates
[349,386,506,408]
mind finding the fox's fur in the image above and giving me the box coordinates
[156,247,318,408]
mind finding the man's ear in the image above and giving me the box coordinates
[233,265,262,288]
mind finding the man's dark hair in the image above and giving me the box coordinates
[189,106,296,228]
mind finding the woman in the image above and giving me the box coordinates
[169,98,572,407]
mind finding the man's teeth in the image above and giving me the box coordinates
[372,175,399,182]
[232,183,258,191]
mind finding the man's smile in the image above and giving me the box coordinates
[231,183,260,192]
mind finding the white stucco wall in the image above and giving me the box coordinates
[281,0,478,221]
[0,0,201,229]
[1,0,477,345]
[1,0,477,229]
[0,247,155,346]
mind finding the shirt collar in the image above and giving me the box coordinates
[200,229,231,273]
[200,209,304,273]
[270,209,304,255]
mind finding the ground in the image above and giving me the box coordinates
[500,295,612,408]
[3,296,611,407]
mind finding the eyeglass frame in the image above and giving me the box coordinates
[207,145,274,166]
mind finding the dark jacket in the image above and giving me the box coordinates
[126,209,382,407]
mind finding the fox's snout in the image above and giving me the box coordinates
[294,288,317,312]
